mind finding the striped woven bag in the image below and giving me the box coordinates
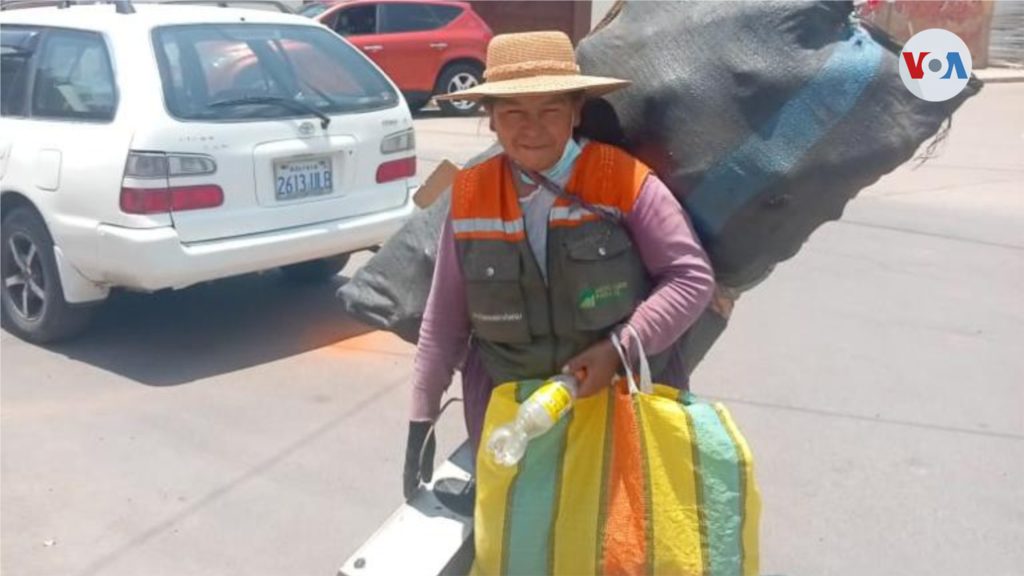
[473,331,760,575]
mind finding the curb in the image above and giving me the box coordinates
[975,68,1024,84]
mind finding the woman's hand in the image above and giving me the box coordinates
[403,421,436,501]
[565,339,622,398]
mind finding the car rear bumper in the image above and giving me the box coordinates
[89,199,416,293]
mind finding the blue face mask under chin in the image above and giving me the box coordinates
[519,137,582,189]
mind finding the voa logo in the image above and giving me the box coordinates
[900,28,972,102]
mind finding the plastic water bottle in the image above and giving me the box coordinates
[487,375,579,467]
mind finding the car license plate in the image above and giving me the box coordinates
[275,156,333,201]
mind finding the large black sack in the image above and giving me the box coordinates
[578,1,982,289]
[338,192,449,344]
[337,146,501,344]
[341,1,981,366]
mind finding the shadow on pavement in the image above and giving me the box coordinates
[413,109,448,120]
[412,108,485,120]
[37,271,374,387]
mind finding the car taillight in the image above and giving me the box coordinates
[376,157,417,183]
[170,185,224,211]
[121,151,222,214]
[125,151,217,178]
[120,188,172,214]
[120,185,224,215]
[381,129,415,154]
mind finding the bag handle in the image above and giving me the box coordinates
[610,331,639,395]
[610,324,653,395]
[419,396,463,475]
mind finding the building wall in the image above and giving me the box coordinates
[469,1,592,44]
[859,1,995,68]
[989,0,1024,66]
[590,0,617,31]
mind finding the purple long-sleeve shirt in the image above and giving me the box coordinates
[412,172,714,448]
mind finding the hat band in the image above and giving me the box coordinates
[484,60,581,82]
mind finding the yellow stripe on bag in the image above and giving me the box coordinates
[471,383,521,576]
[714,404,761,576]
[638,390,706,576]
[551,389,609,576]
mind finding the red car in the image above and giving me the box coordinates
[302,0,492,115]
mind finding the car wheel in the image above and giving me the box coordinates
[436,63,483,116]
[1,207,94,343]
[280,254,351,283]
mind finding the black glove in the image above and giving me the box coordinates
[403,421,436,500]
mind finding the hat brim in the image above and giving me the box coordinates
[435,74,630,102]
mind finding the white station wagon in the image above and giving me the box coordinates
[0,2,418,343]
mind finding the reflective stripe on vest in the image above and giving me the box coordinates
[452,217,526,237]
[451,142,650,241]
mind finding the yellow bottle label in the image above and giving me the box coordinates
[533,381,572,422]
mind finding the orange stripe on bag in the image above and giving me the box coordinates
[601,386,649,575]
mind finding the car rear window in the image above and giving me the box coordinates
[153,23,398,122]
[428,4,463,26]
[299,2,330,18]
[380,3,463,33]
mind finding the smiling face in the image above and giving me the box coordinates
[489,93,585,173]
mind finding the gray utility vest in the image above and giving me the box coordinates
[451,143,653,384]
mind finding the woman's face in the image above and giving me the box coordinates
[490,94,583,173]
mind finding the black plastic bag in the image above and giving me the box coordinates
[578,1,981,288]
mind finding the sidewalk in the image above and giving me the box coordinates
[747,82,1024,575]
[976,66,1024,83]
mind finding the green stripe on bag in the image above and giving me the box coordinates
[686,401,745,576]
[504,380,571,576]
[714,404,756,575]
[681,405,711,575]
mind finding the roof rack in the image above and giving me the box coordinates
[0,0,60,10]
[0,0,134,13]
[160,0,295,14]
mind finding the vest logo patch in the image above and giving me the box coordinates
[472,312,524,323]
[578,282,629,310]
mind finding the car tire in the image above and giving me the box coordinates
[1,207,95,343]
[280,254,351,283]
[436,63,484,116]
[406,97,430,114]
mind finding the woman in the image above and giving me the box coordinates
[404,31,715,508]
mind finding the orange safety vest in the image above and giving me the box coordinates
[451,142,653,383]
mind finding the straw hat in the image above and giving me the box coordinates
[436,31,630,101]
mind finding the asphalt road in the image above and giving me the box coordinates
[2,85,1022,576]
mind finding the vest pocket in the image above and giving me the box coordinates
[563,225,645,332]
[463,248,531,344]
